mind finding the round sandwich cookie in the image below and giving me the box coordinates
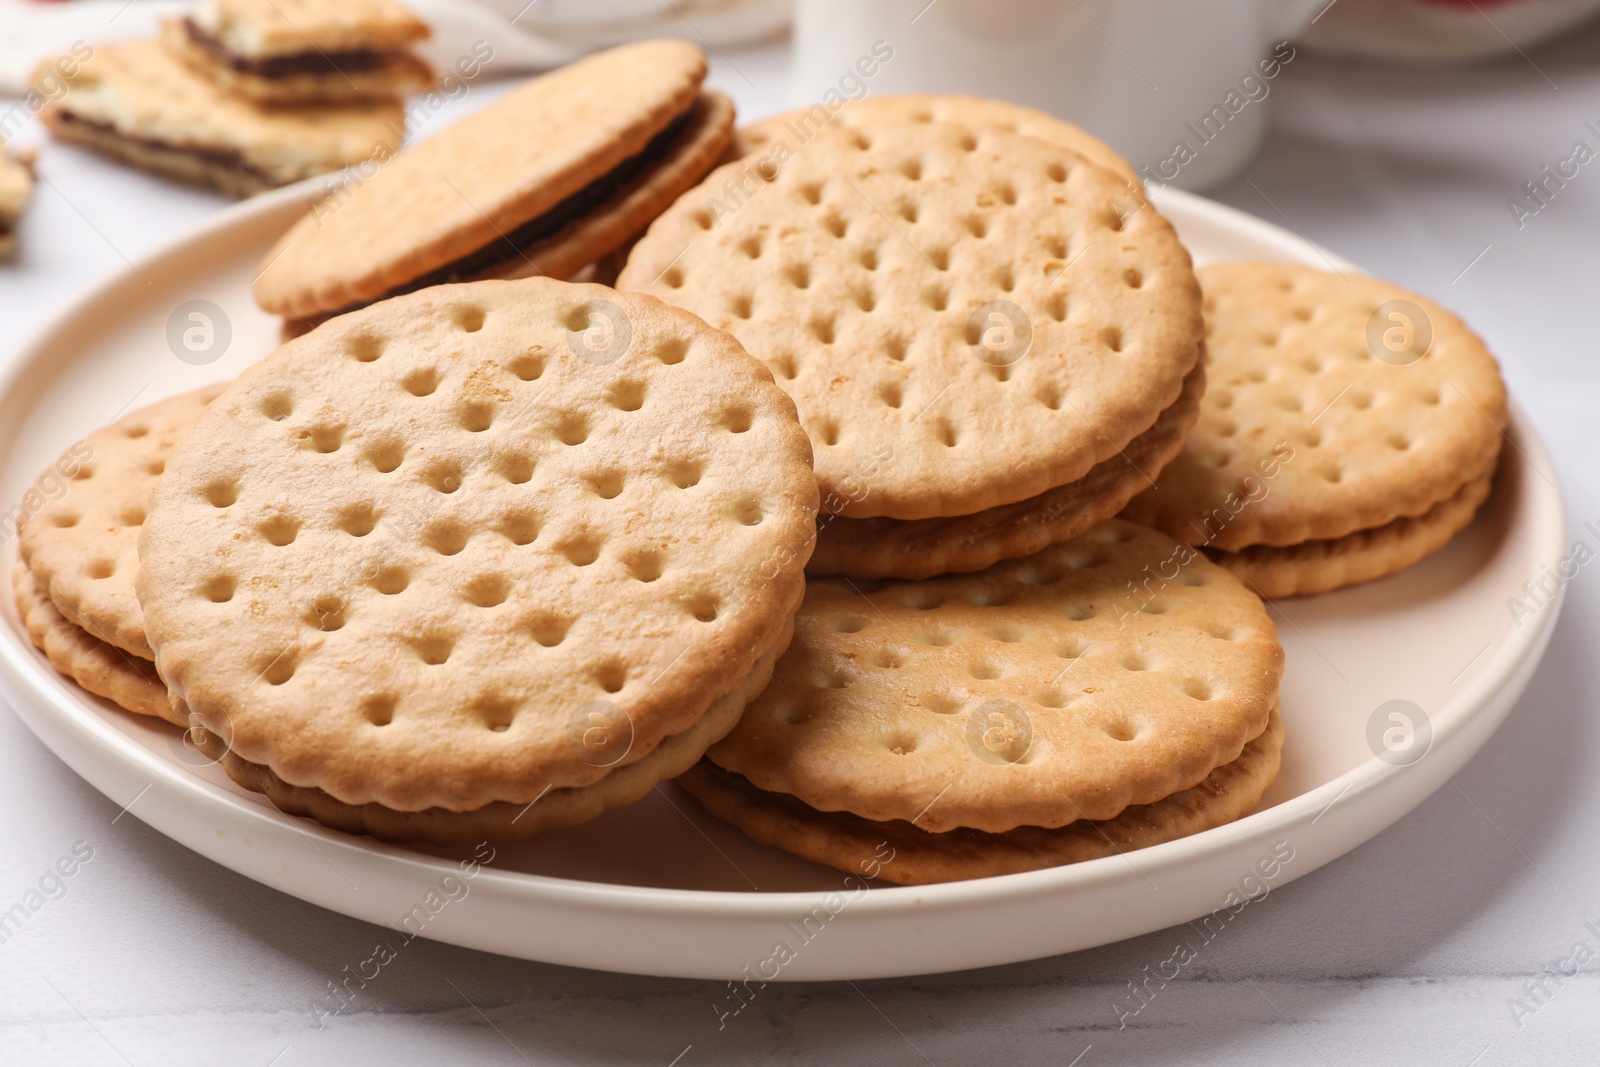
[253,40,736,324]
[685,520,1284,870]
[620,121,1203,523]
[12,561,174,724]
[807,359,1204,579]
[680,706,1282,886]
[726,93,1141,190]
[137,278,819,842]
[1122,261,1509,597]
[19,384,227,660]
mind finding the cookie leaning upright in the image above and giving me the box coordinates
[162,0,435,105]
[137,278,818,841]
[1123,262,1508,597]
[253,40,736,324]
[620,122,1202,531]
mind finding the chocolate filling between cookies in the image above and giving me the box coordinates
[181,17,391,78]
[309,99,700,322]
[51,111,284,189]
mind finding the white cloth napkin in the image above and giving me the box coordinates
[0,0,790,96]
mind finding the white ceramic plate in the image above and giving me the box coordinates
[0,183,1567,981]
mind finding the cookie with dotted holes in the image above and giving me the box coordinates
[191,619,788,843]
[702,519,1283,834]
[681,705,1282,885]
[12,561,175,724]
[727,93,1141,190]
[1212,465,1496,599]
[137,278,818,817]
[18,384,227,659]
[620,121,1202,521]
[254,40,734,322]
[1122,262,1507,551]
[807,359,1203,579]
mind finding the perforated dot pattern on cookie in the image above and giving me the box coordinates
[19,383,227,659]
[807,361,1205,579]
[727,93,1143,190]
[622,122,1201,520]
[1123,262,1508,550]
[708,519,1282,833]
[137,279,818,813]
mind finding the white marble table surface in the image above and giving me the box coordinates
[3,23,1600,1067]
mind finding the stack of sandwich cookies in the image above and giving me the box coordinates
[136,279,818,842]
[37,41,403,198]
[253,40,735,327]
[620,120,1202,578]
[1122,262,1508,597]
[0,146,34,258]
[13,385,227,724]
[163,0,434,104]
[678,520,1285,885]
[726,93,1144,191]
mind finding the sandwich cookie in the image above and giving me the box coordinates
[163,0,435,105]
[621,121,1202,565]
[36,41,404,198]
[13,562,175,723]
[681,707,1283,885]
[678,520,1285,884]
[18,384,227,661]
[137,279,819,842]
[807,359,1205,579]
[253,40,735,325]
[1122,262,1508,597]
[12,385,225,721]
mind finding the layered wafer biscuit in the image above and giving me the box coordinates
[37,40,403,198]
[163,0,435,105]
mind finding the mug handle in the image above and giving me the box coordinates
[1266,0,1333,40]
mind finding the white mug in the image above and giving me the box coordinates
[791,0,1327,190]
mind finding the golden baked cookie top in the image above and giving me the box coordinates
[1124,261,1508,549]
[138,279,819,813]
[709,520,1283,833]
[622,122,1202,520]
[19,384,225,659]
